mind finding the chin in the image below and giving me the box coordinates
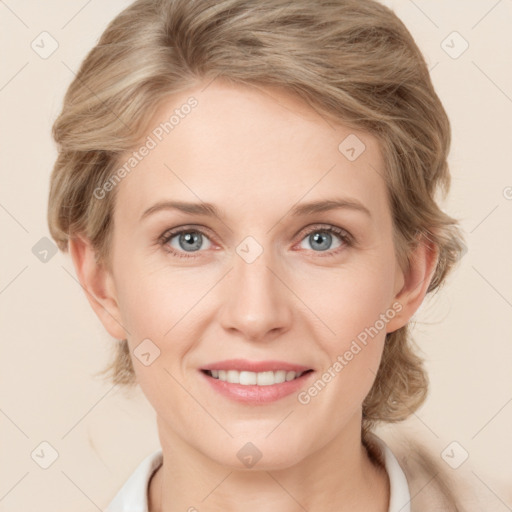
[205,435,310,472]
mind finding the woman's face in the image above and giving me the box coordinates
[101,79,409,468]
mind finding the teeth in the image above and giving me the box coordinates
[206,369,306,385]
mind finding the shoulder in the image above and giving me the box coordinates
[390,437,461,511]
[377,431,491,512]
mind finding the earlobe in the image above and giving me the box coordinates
[386,238,439,333]
[68,236,127,340]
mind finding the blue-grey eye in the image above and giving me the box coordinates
[300,230,343,252]
[169,231,211,252]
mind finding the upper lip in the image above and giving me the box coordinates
[201,359,312,373]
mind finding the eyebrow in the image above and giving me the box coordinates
[140,197,371,221]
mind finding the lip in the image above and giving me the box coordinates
[199,360,315,404]
[201,359,312,373]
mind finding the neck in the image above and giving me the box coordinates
[149,417,389,512]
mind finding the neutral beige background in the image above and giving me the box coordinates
[1,0,511,510]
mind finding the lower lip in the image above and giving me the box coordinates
[199,370,314,404]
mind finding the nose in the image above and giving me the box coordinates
[217,244,293,343]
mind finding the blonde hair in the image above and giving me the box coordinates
[48,0,464,442]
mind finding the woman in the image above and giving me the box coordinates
[47,0,470,510]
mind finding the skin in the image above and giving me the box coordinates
[70,79,437,512]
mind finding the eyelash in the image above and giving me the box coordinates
[158,224,353,259]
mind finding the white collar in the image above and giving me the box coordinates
[369,433,411,512]
[106,433,410,512]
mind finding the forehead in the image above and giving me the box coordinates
[113,79,388,224]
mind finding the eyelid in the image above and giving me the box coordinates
[159,224,215,244]
[296,223,353,244]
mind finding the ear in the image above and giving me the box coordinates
[386,237,439,333]
[68,236,127,340]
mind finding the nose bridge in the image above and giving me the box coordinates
[218,238,292,340]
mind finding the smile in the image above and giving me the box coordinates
[199,360,315,404]
[203,369,312,386]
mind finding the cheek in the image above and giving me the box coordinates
[294,253,396,397]
[113,258,211,356]
[300,258,396,342]
[301,282,390,415]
